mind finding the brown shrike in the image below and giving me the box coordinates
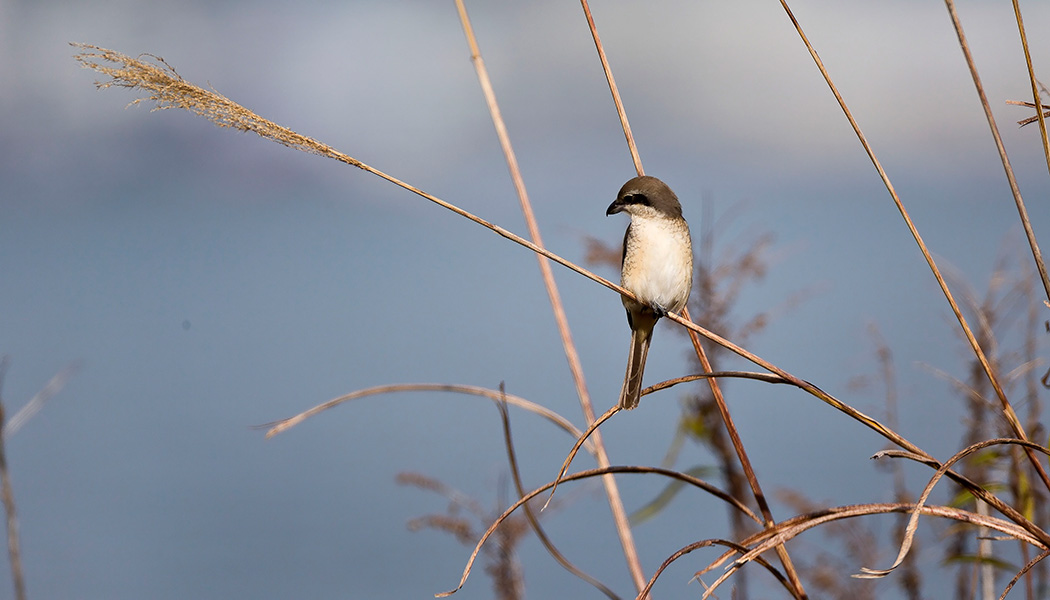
[606,176,693,410]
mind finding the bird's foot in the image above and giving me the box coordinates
[650,303,669,318]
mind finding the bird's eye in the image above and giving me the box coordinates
[629,193,650,206]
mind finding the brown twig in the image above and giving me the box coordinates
[631,500,1041,600]
[71,43,621,303]
[541,369,800,511]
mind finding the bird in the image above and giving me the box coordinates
[606,175,693,410]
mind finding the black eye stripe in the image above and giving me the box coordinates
[627,193,650,206]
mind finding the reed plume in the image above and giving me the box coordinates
[71,43,364,169]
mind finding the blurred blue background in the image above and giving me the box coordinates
[2,1,1049,598]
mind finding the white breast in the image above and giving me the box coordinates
[621,215,693,313]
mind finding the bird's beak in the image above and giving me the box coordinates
[606,199,625,216]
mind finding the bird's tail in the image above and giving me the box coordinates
[618,322,654,410]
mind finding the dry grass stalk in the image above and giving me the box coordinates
[942,0,1050,489]
[934,257,1050,598]
[60,25,857,596]
[452,3,646,592]
[579,0,643,176]
[649,489,1046,599]
[493,393,620,600]
[259,383,596,453]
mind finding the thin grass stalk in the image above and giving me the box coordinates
[0,358,25,600]
[494,390,621,600]
[578,4,806,594]
[452,3,647,591]
[262,383,594,448]
[648,371,791,391]
[1008,0,1050,305]
[773,0,1050,492]
[941,0,1050,490]
[679,309,806,598]
[579,0,643,176]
